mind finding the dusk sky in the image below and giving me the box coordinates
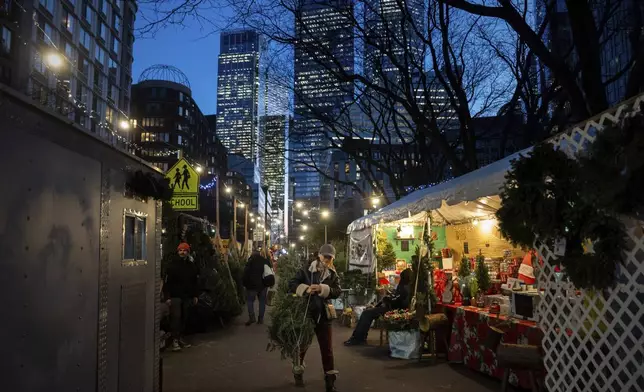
[132,17,225,116]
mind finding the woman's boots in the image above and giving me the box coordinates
[324,371,339,392]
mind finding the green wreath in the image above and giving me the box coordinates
[496,104,644,290]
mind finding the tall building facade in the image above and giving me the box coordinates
[216,29,266,185]
[204,114,229,177]
[261,114,290,236]
[363,0,424,85]
[130,66,210,172]
[0,0,136,143]
[535,0,643,107]
[292,0,355,203]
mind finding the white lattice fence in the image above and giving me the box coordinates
[535,94,644,392]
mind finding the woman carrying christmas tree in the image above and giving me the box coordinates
[289,244,342,392]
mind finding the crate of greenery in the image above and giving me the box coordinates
[383,309,420,359]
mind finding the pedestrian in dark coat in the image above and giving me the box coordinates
[288,244,342,392]
[163,242,200,352]
[243,248,273,325]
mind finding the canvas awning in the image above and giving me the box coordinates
[346,147,532,233]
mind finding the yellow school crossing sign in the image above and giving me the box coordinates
[165,158,199,211]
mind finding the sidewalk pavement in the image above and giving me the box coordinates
[161,310,501,392]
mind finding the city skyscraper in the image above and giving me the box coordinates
[292,0,355,202]
[0,0,136,144]
[534,0,642,106]
[261,114,290,235]
[363,0,424,85]
[263,66,290,116]
[360,0,425,144]
[216,29,266,185]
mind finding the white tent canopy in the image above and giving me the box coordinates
[346,147,532,233]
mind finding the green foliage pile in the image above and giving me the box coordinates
[331,239,348,273]
[341,269,376,295]
[267,255,315,362]
[161,206,241,318]
[227,239,249,304]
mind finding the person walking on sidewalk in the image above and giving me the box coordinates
[163,242,200,352]
[243,248,273,326]
[289,244,342,392]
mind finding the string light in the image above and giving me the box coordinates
[200,177,217,190]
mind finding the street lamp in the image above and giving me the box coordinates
[238,202,245,208]
[299,235,305,241]
[321,209,330,243]
[225,187,232,194]
[302,225,308,231]
[371,196,381,208]
[46,52,64,68]
[296,201,303,209]
[303,210,309,217]
[195,166,203,174]
[119,120,130,130]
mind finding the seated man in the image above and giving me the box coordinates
[344,268,412,346]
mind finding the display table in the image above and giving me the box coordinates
[440,304,544,389]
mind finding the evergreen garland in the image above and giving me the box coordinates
[496,105,644,290]
[475,253,491,293]
[126,170,172,201]
[267,255,316,363]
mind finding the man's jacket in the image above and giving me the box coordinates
[163,256,199,300]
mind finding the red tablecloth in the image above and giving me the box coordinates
[443,304,544,389]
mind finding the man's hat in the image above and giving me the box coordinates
[177,242,191,251]
[319,244,336,258]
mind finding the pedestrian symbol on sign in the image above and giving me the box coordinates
[181,164,191,190]
[173,168,182,189]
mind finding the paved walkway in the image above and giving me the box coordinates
[161,310,502,392]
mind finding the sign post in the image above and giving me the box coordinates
[165,158,200,211]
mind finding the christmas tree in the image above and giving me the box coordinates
[267,255,316,371]
[377,241,397,271]
[475,253,491,294]
[458,255,471,278]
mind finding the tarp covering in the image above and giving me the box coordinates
[347,148,532,233]
[348,227,375,273]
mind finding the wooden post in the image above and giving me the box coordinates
[215,174,220,236]
[233,198,237,243]
[244,204,248,247]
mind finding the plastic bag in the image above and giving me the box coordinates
[388,330,420,359]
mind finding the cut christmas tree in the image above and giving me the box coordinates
[267,255,316,384]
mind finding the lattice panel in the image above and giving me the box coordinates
[536,93,644,392]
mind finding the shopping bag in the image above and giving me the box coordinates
[262,264,275,287]
[388,330,421,359]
